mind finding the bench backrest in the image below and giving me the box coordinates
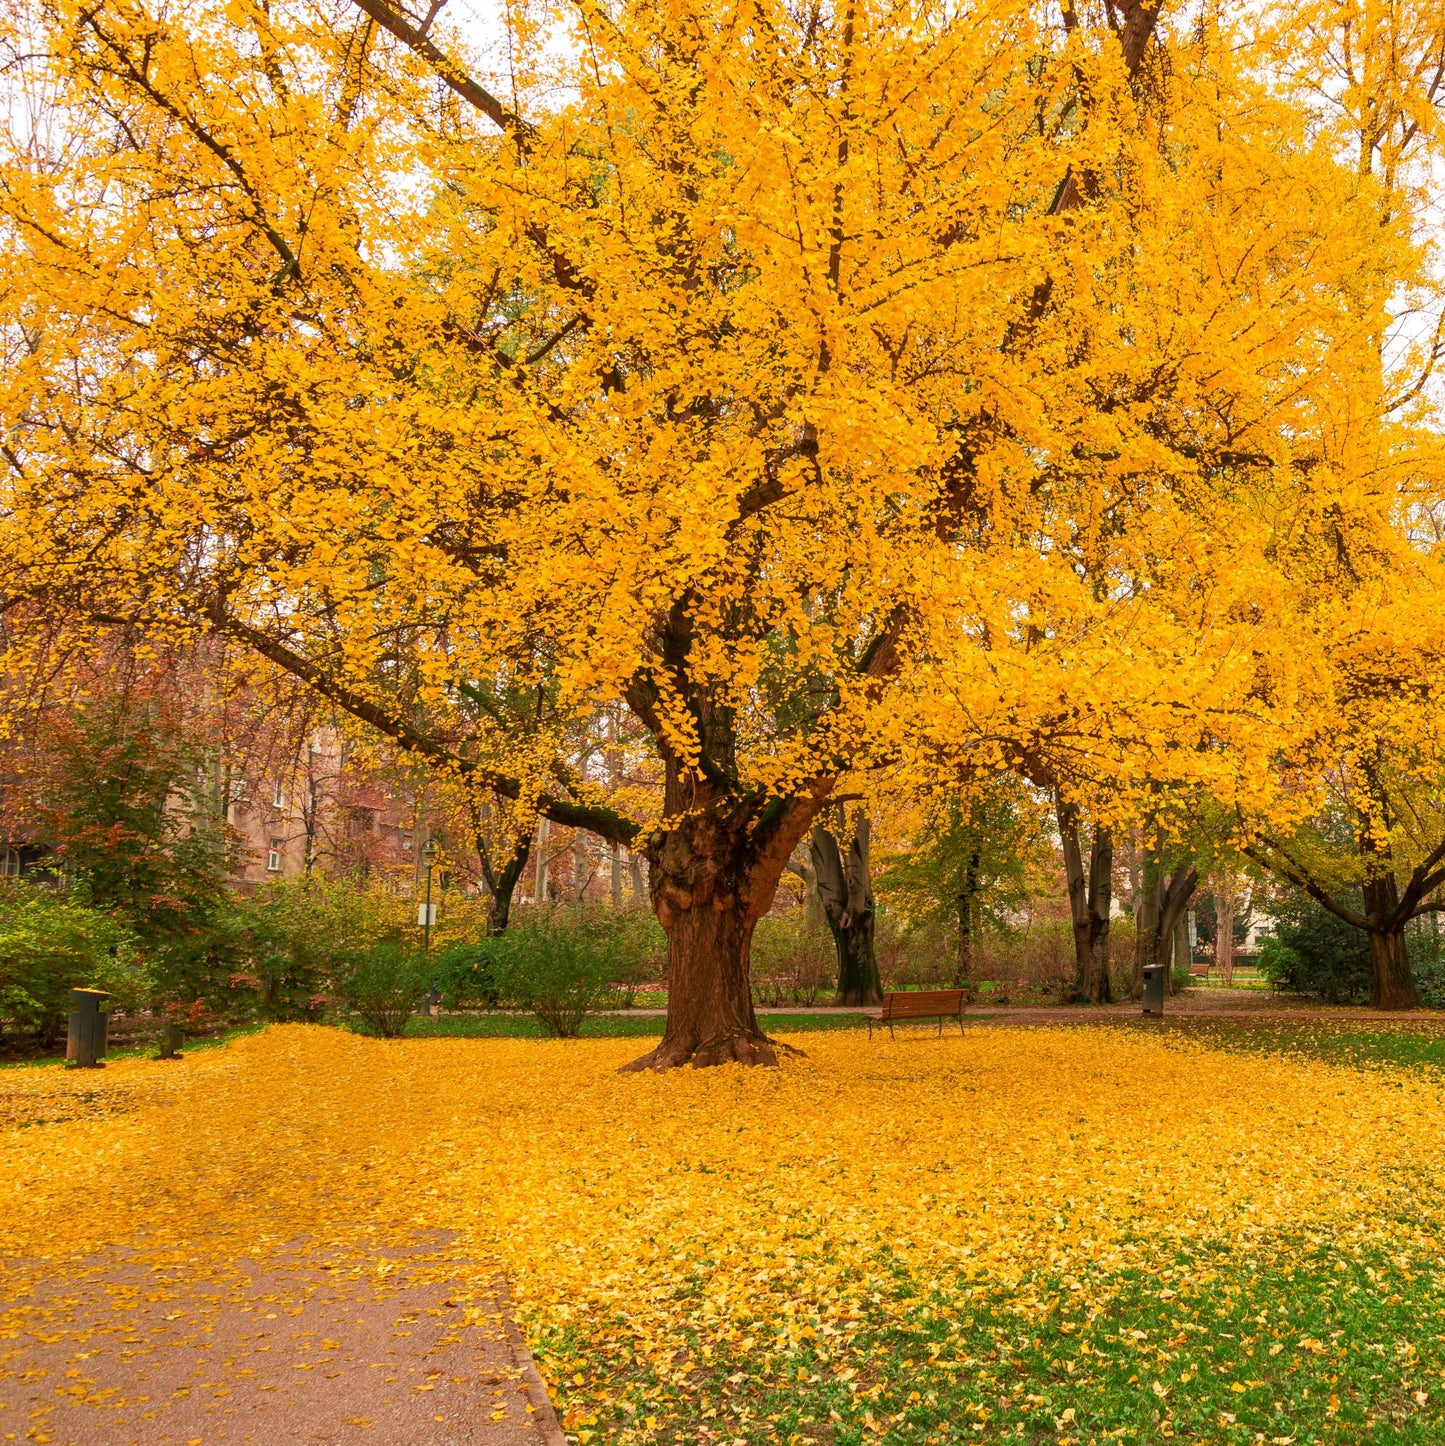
[881,988,965,1020]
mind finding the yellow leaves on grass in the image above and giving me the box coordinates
[4,1024,1445,1442]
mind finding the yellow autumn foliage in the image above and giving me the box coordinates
[4,1026,1445,1439]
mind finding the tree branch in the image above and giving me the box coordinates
[1242,841,1370,932]
[207,604,640,843]
[348,0,533,141]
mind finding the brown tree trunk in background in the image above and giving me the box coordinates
[811,813,883,1007]
[1058,799,1112,1002]
[1363,872,1419,1009]
[629,850,646,902]
[610,840,623,906]
[1059,800,1091,990]
[572,833,590,903]
[624,786,823,1071]
[533,816,550,903]
[1215,876,1235,986]
[955,848,980,988]
[1171,911,1190,993]
[1137,844,1197,997]
[1086,828,1113,1003]
[482,835,531,936]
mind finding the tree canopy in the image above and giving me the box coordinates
[4,0,1444,1058]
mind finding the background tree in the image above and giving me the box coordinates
[877,780,1045,989]
[808,808,882,1007]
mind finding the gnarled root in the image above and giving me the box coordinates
[619,1028,805,1073]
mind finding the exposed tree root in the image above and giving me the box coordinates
[619,1028,806,1072]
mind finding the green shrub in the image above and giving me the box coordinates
[1258,893,1372,1004]
[431,940,498,1009]
[234,875,414,1020]
[751,912,834,1005]
[487,909,623,1037]
[336,940,431,1037]
[0,885,136,1047]
[591,908,666,1006]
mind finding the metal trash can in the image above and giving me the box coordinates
[1141,964,1166,1016]
[67,988,111,1068]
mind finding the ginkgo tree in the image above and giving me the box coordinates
[1,0,1439,1066]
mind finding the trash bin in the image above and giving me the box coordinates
[67,988,111,1068]
[1141,964,1166,1016]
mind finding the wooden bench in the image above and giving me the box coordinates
[866,989,966,1039]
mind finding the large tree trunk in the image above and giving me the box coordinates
[1363,873,1419,1009]
[810,813,883,1007]
[1369,928,1416,1009]
[624,792,819,1071]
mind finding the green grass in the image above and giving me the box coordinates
[0,1020,269,1070]
[1134,1016,1445,1075]
[399,1010,874,1040]
[553,1235,1445,1444]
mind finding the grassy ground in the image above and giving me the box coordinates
[0,1020,268,1070]
[1132,1014,1445,1074]
[7,1016,1445,1444]
[401,1010,875,1039]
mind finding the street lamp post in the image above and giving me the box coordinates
[419,838,438,955]
[419,838,439,1015]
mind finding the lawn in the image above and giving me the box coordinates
[401,1009,875,1039]
[3,1021,1445,1444]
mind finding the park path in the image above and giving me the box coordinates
[1,1237,564,1445]
[0,1032,570,1446]
[607,989,1445,1025]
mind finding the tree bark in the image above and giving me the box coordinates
[810,814,883,1007]
[622,787,823,1070]
[1059,800,1091,989]
[1363,872,1419,1009]
[955,848,980,988]
[1136,844,1197,996]
[1171,910,1190,993]
[533,816,550,902]
[1214,875,1235,986]
[484,835,531,936]
[1058,799,1112,1002]
[1085,828,1113,1003]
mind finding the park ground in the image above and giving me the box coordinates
[5,1004,1445,1444]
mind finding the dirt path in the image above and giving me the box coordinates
[0,1240,564,1446]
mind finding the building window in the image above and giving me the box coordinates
[0,848,20,877]
[267,840,284,872]
[272,780,287,809]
